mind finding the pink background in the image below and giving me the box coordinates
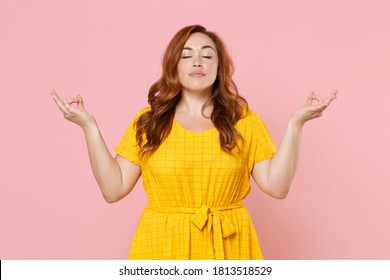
[1,0,389,259]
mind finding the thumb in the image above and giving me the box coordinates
[77,95,85,109]
[306,92,315,105]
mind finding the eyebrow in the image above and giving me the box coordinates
[183,45,216,51]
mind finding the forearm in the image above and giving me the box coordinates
[254,90,337,199]
[82,123,123,202]
[267,117,303,198]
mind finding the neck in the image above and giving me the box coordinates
[176,89,213,117]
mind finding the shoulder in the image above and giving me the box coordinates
[135,106,151,117]
[237,106,264,127]
[236,106,273,140]
[131,106,151,121]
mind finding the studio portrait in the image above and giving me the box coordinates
[1,0,389,260]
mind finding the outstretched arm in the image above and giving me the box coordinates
[51,91,141,203]
[251,90,338,199]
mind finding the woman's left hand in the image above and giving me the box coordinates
[291,89,338,126]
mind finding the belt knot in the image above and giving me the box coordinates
[147,202,243,259]
[190,204,241,238]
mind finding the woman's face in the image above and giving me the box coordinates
[177,32,219,95]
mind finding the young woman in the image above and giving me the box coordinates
[51,24,337,260]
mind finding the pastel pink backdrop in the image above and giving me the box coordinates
[1,0,389,259]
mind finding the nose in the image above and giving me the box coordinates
[193,55,202,68]
[193,61,202,68]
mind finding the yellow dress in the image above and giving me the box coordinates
[114,107,276,260]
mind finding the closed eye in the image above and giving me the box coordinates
[182,56,192,59]
[202,56,212,59]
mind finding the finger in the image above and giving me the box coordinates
[313,94,324,104]
[310,103,327,113]
[307,92,326,105]
[51,90,67,105]
[306,92,316,105]
[328,89,338,101]
[51,91,78,105]
[66,97,79,105]
[77,94,85,109]
[51,92,71,114]
[315,98,335,112]
[323,90,338,106]
[327,89,338,98]
[63,98,76,114]
[50,90,62,101]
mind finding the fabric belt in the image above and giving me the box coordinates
[147,202,243,260]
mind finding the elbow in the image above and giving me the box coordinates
[96,171,131,203]
[271,190,289,200]
[263,184,290,200]
[101,187,123,204]
[104,196,119,203]
[101,181,135,203]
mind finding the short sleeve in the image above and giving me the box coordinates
[114,107,150,166]
[243,109,276,172]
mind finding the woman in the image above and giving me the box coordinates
[51,25,337,259]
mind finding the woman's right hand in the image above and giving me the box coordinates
[51,90,96,130]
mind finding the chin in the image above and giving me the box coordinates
[182,83,214,93]
[185,87,213,95]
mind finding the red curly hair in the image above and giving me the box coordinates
[136,24,248,156]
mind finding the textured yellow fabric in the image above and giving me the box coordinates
[114,107,276,260]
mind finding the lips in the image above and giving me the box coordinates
[189,71,205,77]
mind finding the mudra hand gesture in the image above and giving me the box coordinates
[291,89,338,126]
[51,90,96,130]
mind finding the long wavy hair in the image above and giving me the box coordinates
[136,24,248,157]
